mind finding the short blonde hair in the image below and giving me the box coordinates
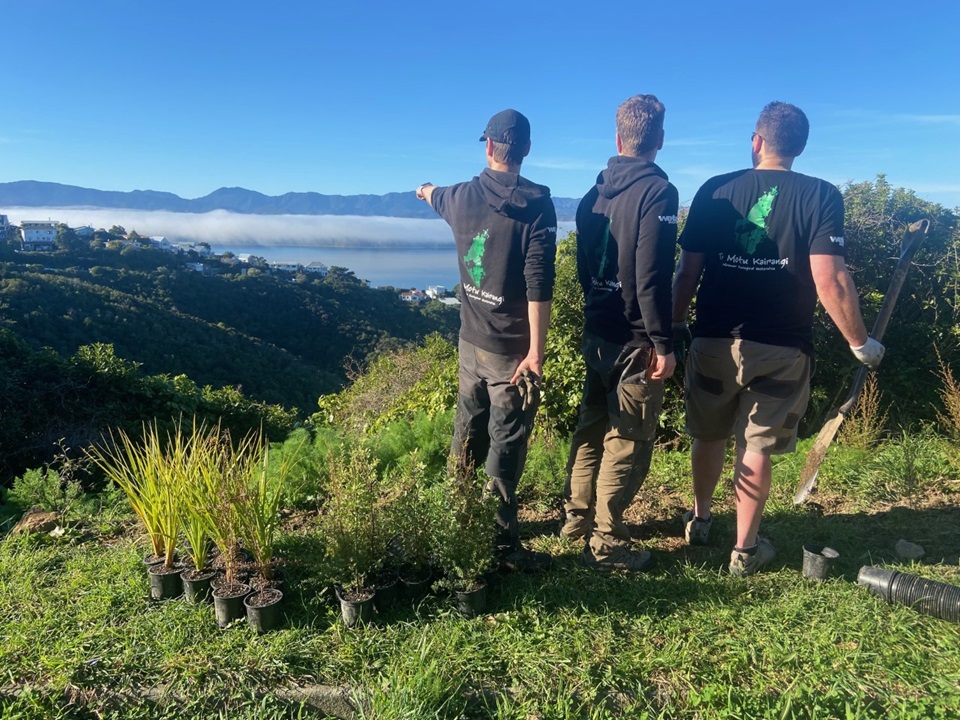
[616,94,665,156]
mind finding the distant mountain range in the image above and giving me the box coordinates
[0,181,580,221]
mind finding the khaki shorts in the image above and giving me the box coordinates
[685,337,811,455]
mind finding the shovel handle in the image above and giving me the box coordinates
[837,218,930,414]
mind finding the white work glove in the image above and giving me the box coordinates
[850,337,885,371]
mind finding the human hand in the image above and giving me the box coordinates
[515,369,541,412]
[647,351,676,381]
[850,337,885,371]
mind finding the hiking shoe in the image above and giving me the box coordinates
[582,544,656,574]
[682,509,713,546]
[728,536,777,577]
[500,545,552,574]
[558,518,589,542]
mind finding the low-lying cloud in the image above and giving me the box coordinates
[4,207,457,248]
[4,206,576,248]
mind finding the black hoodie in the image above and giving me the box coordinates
[576,156,679,354]
[432,168,557,355]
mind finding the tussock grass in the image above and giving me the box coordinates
[2,440,960,719]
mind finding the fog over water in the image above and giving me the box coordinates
[5,207,573,288]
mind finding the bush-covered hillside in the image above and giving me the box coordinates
[0,241,459,411]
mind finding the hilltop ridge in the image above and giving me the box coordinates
[0,180,581,221]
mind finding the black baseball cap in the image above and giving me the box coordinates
[479,109,531,146]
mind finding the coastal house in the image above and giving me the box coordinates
[399,290,427,303]
[426,285,448,299]
[149,236,173,251]
[304,261,329,277]
[21,220,58,251]
[268,261,300,272]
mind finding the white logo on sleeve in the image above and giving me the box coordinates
[830,236,845,247]
[659,215,678,224]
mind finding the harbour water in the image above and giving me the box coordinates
[213,244,461,289]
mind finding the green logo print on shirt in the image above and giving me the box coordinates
[463,229,488,285]
[735,186,778,254]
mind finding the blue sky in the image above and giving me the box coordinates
[2,1,959,208]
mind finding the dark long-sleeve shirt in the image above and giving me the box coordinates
[432,168,557,355]
[576,156,679,354]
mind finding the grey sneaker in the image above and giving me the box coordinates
[729,536,776,577]
[682,510,713,546]
[582,544,656,573]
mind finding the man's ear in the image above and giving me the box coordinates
[657,128,664,151]
[615,132,623,155]
[522,141,530,159]
[485,138,495,158]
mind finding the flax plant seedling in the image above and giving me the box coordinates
[184,428,246,583]
[233,431,304,581]
[87,423,180,568]
[175,423,214,574]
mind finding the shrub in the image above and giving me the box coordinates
[431,470,496,588]
[935,350,960,440]
[318,445,390,593]
[839,373,889,450]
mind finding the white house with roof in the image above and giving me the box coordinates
[21,220,58,251]
[268,261,300,272]
[426,285,448,299]
[304,261,329,277]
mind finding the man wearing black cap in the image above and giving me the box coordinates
[416,109,558,572]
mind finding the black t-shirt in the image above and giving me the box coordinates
[680,169,845,354]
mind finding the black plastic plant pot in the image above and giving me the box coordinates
[455,578,488,619]
[245,588,283,633]
[143,553,165,571]
[335,586,375,628]
[372,569,400,613]
[148,564,184,600]
[858,566,960,622]
[212,582,252,628]
[400,567,432,604]
[181,568,218,603]
[801,544,839,581]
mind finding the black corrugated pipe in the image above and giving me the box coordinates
[858,566,960,622]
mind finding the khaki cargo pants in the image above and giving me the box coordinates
[562,333,664,558]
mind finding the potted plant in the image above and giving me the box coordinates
[390,453,435,603]
[432,471,497,618]
[88,423,183,600]
[319,444,388,627]
[177,424,218,603]
[186,428,251,627]
[234,432,303,632]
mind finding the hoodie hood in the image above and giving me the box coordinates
[478,167,552,218]
[596,156,669,200]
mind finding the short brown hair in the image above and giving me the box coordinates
[616,94,665,156]
[491,140,527,166]
[756,102,809,157]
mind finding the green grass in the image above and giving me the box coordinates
[2,440,960,719]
